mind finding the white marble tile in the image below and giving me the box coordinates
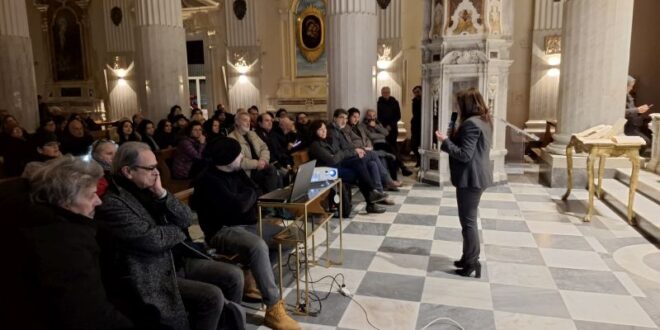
[386,224,435,240]
[488,261,557,289]
[540,248,609,271]
[494,311,577,330]
[295,324,335,330]
[440,198,458,206]
[526,221,582,236]
[407,189,443,198]
[584,236,607,253]
[352,211,398,224]
[367,252,429,277]
[482,192,517,201]
[612,244,660,285]
[421,277,493,310]
[479,208,524,220]
[398,204,440,215]
[338,295,419,330]
[612,271,646,297]
[518,201,560,212]
[430,239,463,257]
[330,233,384,252]
[482,230,538,248]
[560,290,656,327]
[510,186,549,195]
[436,215,463,229]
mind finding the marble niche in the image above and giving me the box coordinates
[418,0,512,185]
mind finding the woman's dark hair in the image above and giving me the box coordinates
[203,117,221,135]
[173,114,189,126]
[275,108,288,118]
[456,88,491,125]
[156,119,172,132]
[296,112,308,122]
[257,112,273,124]
[137,119,154,137]
[169,105,182,117]
[309,120,327,141]
[117,119,140,143]
[185,120,203,137]
[347,107,360,118]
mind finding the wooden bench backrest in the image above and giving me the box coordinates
[291,149,309,172]
[155,148,191,193]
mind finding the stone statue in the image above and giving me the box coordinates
[454,9,477,35]
[429,0,444,39]
[489,5,501,35]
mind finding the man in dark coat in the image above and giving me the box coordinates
[96,142,240,329]
[377,87,412,176]
[410,85,422,167]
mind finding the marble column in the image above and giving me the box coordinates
[547,0,634,154]
[647,114,660,174]
[0,1,38,131]
[134,0,189,121]
[327,0,378,115]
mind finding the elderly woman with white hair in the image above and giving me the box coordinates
[1,156,133,329]
[625,75,653,154]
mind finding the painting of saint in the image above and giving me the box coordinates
[429,0,444,39]
[52,9,84,81]
[454,9,477,35]
[302,16,322,49]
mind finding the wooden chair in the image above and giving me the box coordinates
[173,187,194,205]
[155,148,191,193]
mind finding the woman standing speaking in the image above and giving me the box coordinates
[435,88,492,278]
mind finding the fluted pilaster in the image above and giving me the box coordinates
[0,0,38,130]
[327,0,378,114]
[547,0,634,154]
[134,0,188,121]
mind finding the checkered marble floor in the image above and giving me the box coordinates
[238,171,660,330]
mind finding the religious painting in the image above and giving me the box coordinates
[51,8,84,81]
[429,0,444,39]
[295,0,327,77]
[446,0,484,34]
[297,6,324,63]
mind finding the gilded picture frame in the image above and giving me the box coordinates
[296,6,325,63]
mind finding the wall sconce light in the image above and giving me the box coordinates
[548,68,560,77]
[377,71,391,81]
[106,56,134,80]
[118,78,127,86]
[547,55,561,66]
[238,74,249,84]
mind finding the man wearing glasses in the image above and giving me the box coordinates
[96,142,245,329]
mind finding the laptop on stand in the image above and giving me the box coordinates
[258,160,317,203]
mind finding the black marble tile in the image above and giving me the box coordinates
[393,213,438,226]
[379,237,432,256]
[357,271,425,302]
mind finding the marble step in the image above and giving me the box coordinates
[600,178,660,241]
[614,169,660,204]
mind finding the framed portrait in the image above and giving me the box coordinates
[51,8,85,81]
[296,6,325,63]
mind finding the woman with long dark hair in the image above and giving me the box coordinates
[154,119,177,149]
[117,119,141,145]
[137,119,159,151]
[172,121,206,179]
[435,87,492,278]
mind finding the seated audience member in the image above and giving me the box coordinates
[255,113,292,173]
[346,108,401,191]
[61,118,94,156]
[0,115,25,152]
[203,117,227,143]
[295,112,311,140]
[2,124,34,177]
[91,139,118,198]
[214,103,235,128]
[173,114,190,136]
[96,142,241,329]
[363,109,411,179]
[22,133,62,177]
[168,104,183,123]
[330,109,396,203]
[35,117,57,137]
[308,120,387,213]
[275,108,288,121]
[82,112,102,131]
[624,75,653,154]
[279,116,305,152]
[117,119,141,145]
[53,114,68,140]
[2,156,133,329]
[229,111,279,194]
[137,119,160,152]
[191,109,205,124]
[154,119,177,149]
[247,106,259,130]
[132,113,144,128]
[172,121,206,179]
[192,138,301,330]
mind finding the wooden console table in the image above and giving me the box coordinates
[562,128,645,224]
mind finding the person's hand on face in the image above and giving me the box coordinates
[369,120,376,128]
[150,173,167,198]
[638,105,651,113]
[198,134,206,144]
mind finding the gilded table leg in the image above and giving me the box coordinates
[584,152,596,222]
[562,145,574,201]
[597,155,606,199]
[627,151,640,225]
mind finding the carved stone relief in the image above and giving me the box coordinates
[488,0,501,35]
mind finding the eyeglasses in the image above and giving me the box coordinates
[133,165,158,172]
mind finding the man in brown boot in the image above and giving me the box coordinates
[192,138,300,330]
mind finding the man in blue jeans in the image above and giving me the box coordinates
[192,138,301,330]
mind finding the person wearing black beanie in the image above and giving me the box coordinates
[192,138,301,330]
